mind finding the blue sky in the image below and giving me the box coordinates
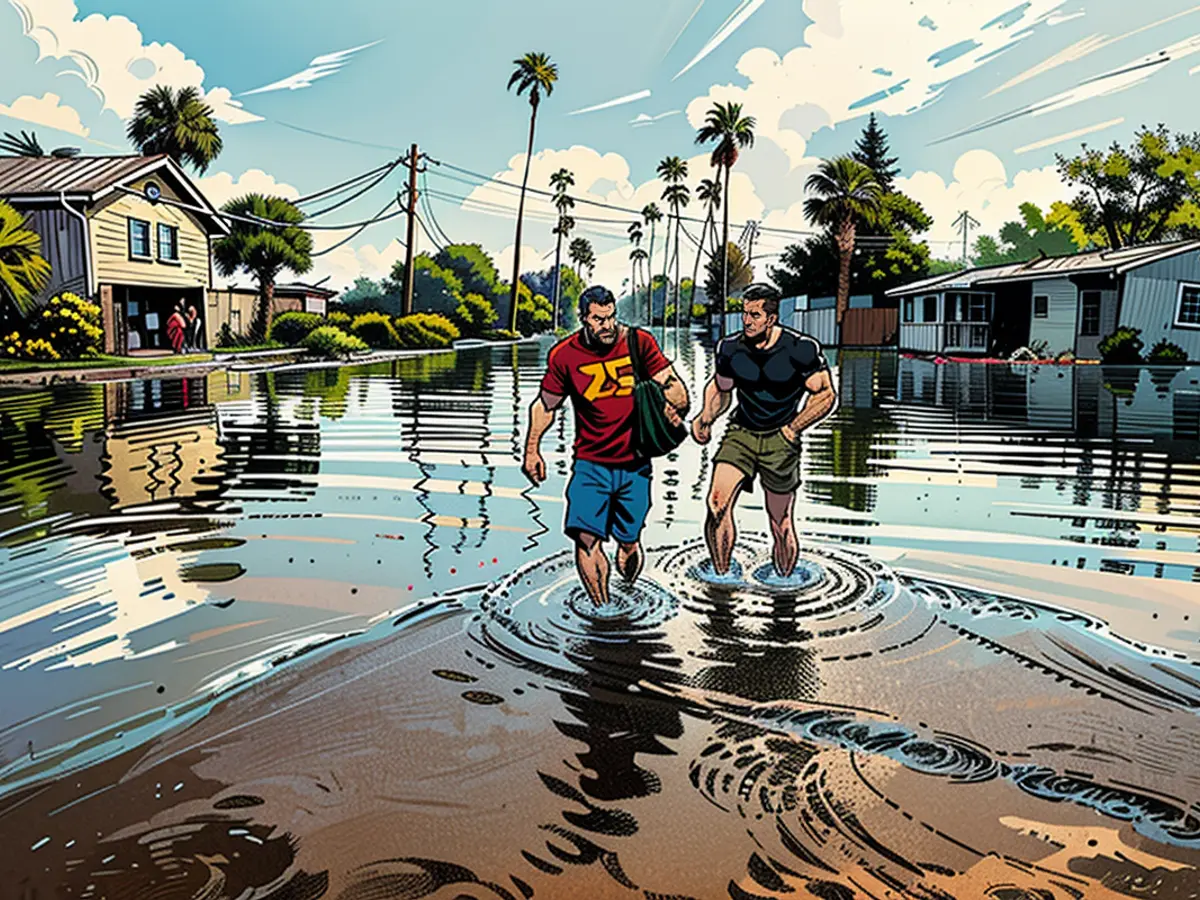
[3,0,1200,290]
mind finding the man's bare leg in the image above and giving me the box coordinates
[615,540,644,585]
[764,488,799,578]
[575,532,611,605]
[705,463,746,575]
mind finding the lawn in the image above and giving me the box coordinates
[0,352,214,374]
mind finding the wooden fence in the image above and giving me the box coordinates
[711,305,897,348]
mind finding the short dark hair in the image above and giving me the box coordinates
[579,285,616,319]
[742,283,780,318]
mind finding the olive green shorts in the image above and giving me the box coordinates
[712,424,802,494]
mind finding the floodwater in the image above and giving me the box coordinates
[2,336,1200,898]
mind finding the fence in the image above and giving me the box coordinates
[710,305,892,348]
[842,308,898,346]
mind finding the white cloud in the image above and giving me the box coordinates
[894,149,1066,250]
[239,41,381,96]
[308,238,405,290]
[196,169,300,209]
[685,0,1069,167]
[8,0,261,123]
[0,92,89,137]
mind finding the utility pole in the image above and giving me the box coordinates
[401,143,420,317]
[745,220,761,268]
[952,210,980,267]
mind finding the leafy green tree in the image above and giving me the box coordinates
[386,254,465,318]
[338,276,384,309]
[506,51,558,332]
[705,242,752,309]
[971,202,1077,265]
[0,199,52,318]
[127,85,222,172]
[213,194,313,340]
[0,129,79,158]
[695,102,755,327]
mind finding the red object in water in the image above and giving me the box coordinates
[450,568,457,575]
[492,558,498,564]
[407,585,413,591]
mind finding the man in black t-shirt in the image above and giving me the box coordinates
[691,284,837,578]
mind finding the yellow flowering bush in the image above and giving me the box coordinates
[36,292,102,358]
[0,331,60,361]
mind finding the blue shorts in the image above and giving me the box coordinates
[564,459,652,544]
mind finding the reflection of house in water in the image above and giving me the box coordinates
[100,378,224,509]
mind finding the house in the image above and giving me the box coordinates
[0,154,228,354]
[206,281,335,345]
[886,240,1200,360]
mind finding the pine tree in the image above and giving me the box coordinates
[852,113,899,192]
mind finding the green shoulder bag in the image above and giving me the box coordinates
[627,327,687,459]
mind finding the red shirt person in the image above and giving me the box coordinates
[523,286,689,607]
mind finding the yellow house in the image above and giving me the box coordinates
[0,154,228,354]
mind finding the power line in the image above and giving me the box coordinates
[312,195,403,257]
[295,161,400,205]
[301,159,403,218]
[275,120,409,153]
[414,211,445,254]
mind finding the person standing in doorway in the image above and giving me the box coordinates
[690,283,837,578]
[186,303,203,351]
[523,286,689,606]
[166,301,187,354]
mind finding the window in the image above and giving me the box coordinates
[1080,291,1101,336]
[1034,295,1049,318]
[157,223,179,262]
[128,218,151,258]
[903,298,914,323]
[1177,283,1200,328]
[967,294,989,322]
[922,295,938,322]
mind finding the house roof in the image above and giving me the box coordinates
[275,282,338,299]
[886,240,1200,297]
[0,154,229,234]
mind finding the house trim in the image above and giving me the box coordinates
[1114,242,1200,274]
[1173,281,1200,330]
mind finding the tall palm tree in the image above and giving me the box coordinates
[127,85,222,173]
[0,130,80,158]
[213,194,314,341]
[689,177,721,323]
[568,236,589,279]
[641,203,662,326]
[627,221,644,309]
[549,166,575,330]
[505,51,558,333]
[630,246,648,309]
[0,200,52,318]
[804,156,884,327]
[657,156,689,333]
[695,101,755,333]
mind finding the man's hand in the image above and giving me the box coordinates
[664,401,684,428]
[691,417,713,445]
[522,449,546,486]
[780,423,800,446]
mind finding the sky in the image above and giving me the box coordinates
[3,0,1200,294]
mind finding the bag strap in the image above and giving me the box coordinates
[626,326,648,383]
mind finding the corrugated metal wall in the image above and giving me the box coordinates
[1028,278,1078,355]
[21,205,88,305]
[1121,253,1200,359]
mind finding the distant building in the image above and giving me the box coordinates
[0,154,229,354]
[207,281,335,345]
[886,241,1200,360]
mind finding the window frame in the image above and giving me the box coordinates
[128,218,152,261]
[922,295,938,323]
[1175,282,1200,329]
[156,222,180,264]
[1079,290,1102,337]
[1033,295,1049,319]
[902,297,915,323]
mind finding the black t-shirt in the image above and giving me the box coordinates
[715,328,828,431]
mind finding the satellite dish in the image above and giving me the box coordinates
[144,182,162,203]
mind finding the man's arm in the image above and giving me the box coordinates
[651,364,689,427]
[522,389,564,485]
[780,369,836,444]
[690,372,734,445]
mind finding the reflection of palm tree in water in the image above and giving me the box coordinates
[692,589,820,703]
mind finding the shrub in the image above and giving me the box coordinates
[1098,326,1144,364]
[1147,339,1188,364]
[516,292,553,336]
[453,292,498,337]
[393,313,459,349]
[216,322,239,348]
[326,310,352,329]
[1,330,60,361]
[33,292,102,359]
[691,303,707,320]
[488,329,521,342]
[302,325,368,358]
[350,311,401,349]
[269,311,323,345]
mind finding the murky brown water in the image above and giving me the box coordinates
[3,339,1200,898]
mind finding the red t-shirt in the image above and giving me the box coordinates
[541,328,670,464]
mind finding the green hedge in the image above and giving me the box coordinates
[393,313,460,349]
[350,311,401,349]
[1098,327,1144,365]
[326,310,352,329]
[302,326,368,358]
[1147,339,1188,364]
[269,311,324,345]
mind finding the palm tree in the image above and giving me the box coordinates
[630,247,648,310]
[0,200,52,318]
[641,203,662,326]
[627,221,644,309]
[212,194,314,341]
[126,85,222,173]
[804,156,884,327]
[689,177,721,323]
[695,101,755,333]
[657,156,690,333]
[505,51,558,333]
[549,167,575,330]
[0,130,80,158]
[568,236,589,279]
